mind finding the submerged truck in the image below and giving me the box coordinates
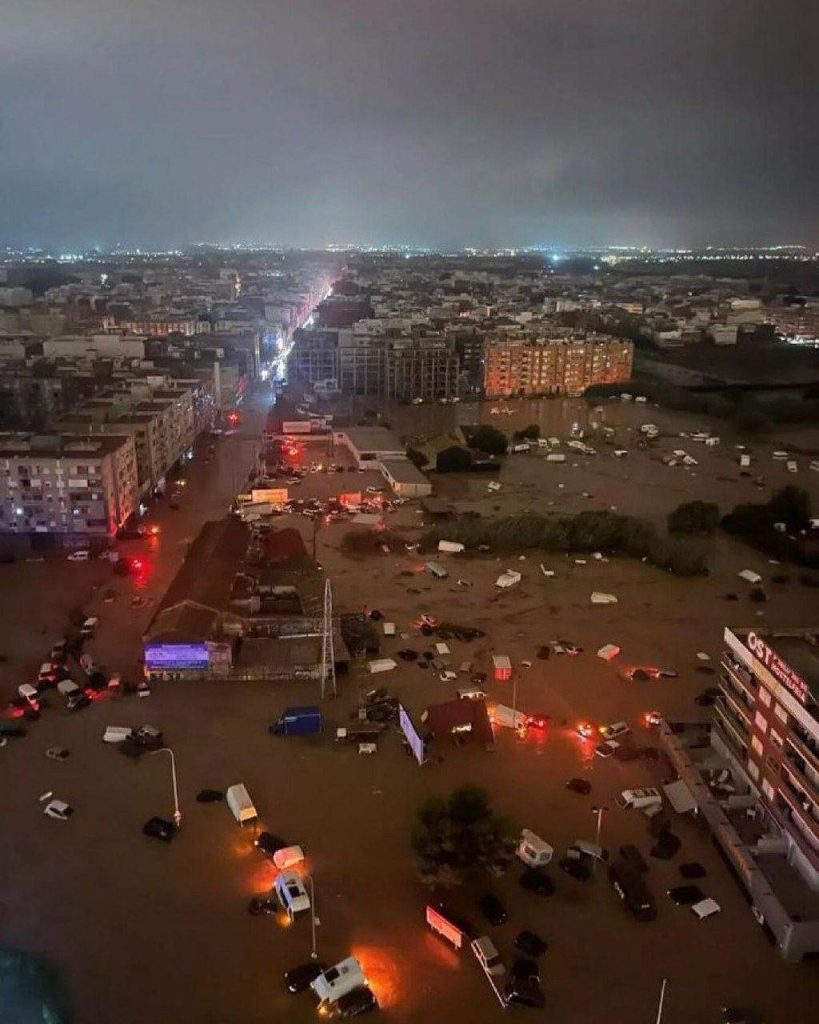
[269,706,323,736]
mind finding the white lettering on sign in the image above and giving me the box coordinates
[746,632,809,705]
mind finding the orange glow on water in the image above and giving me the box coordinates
[350,944,404,1010]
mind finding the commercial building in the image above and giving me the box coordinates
[658,626,819,961]
[0,432,139,541]
[333,427,406,468]
[483,335,633,398]
[379,459,433,498]
[718,627,819,884]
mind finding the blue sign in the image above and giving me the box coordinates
[144,643,210,670]
[399,703,426,766]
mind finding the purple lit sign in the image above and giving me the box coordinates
[144,643,210,670]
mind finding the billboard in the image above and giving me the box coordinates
[426,905,464,949]
[144,643,210,670]
[399,703,426,765]
[251,488,288,505]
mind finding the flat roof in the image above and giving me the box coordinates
[341,426,403,451]
[379,459,429,484]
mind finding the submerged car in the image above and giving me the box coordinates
[143,816,175,842]
[519,869,555,897]
[566,777,592,795]
[479,894,508,926]
[514,930,547,958]
[284,961,328,993]
[328,986,378,1018]
[668,885,705,906]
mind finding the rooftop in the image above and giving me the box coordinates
[340,426,404,451]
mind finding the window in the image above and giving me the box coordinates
[747,760,760,782]
[753,712,768,734]
[751,736,764,758]
[774,704,788,726]
[758,687,771,707]
[761,779,775,802]
[770,730,783,749]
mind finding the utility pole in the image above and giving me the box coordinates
[320,578,336,699]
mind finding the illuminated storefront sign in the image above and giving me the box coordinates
[746,631,809,704]
[144,643,210,671]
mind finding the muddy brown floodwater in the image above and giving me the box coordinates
[1,392,817,1024]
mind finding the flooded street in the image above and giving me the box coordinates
[1,392,818,1024]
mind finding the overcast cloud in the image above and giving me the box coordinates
[1,0,817,248]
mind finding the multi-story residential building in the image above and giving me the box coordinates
[718,627,819,883]
[57,385,196,495]
[0,432,139,540]
[290,328,340,386]
[483,334,633,397]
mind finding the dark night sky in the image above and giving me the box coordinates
[1,0,817,250]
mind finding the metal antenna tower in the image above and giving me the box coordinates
[320,578,336,699]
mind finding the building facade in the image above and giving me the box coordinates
[0,433,139,540]
[718,627,819,886]
[483,335,634,398]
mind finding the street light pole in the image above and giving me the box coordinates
[655,978,668,1024]
[306,875,318,959]
[152,747,181,828]
[591,805,607,873]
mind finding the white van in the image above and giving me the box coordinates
[457,684,487,701]
[599,720,630,740]
[274,870,311,919]
[311,957,367,1005]
[226,783,257,826]
[471,936,506,978]
[273,845,305,870]
[616,787,662,811]
[517,829,554,868]
[490,704,527,730]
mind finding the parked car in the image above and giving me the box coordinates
[599,720,631,740]
[143,816,175,842]
[43,800,73,820]
[558,855,592,881]
[255,832,289,858]
[478,894,508,926]
[679,862,707,880]
[514,930,547,958]
[668,885,705,906]
[619,844,648,873]
[505,977,546,1009]
[595,740,620,758]
[67,692,91,712]
[284,961,328,993]
[524,713,550,730]
[651,832,682,860]
[248,895,279,916]
[576,721,594,739]
[566,777,592,795]
[519,869,555,897]
[510,958,539,981]
[328,986,378,1018]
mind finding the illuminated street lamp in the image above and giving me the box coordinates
[152,747,181,828]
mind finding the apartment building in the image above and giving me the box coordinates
[718,627,819,883]
[0,432,139,540]
[58,385,196,495]
[483,335,633,397]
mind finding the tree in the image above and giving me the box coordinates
[469,425,508,455]
[667,500,720,535]
[436,445,473,472]
[513,423,540,441]
[767,486,811,531]
[406,447,428,470]
[411,786,515,887]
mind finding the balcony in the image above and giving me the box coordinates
[788,725,819,774]
[713,705,749,758]
[777,775,819,846]
[719,682,754,723]
[720,656,756,696]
